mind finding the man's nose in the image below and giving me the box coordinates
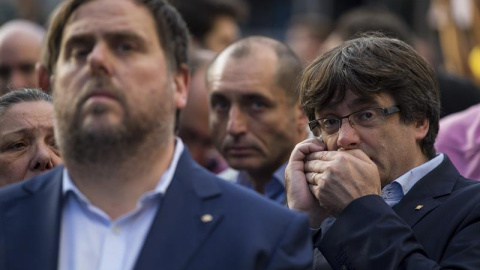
[88,42,113,76]
[226,105,248,136]
[336,117,360,150]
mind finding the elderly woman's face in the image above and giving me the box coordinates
[0,101,62,186]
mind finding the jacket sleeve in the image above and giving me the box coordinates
[318,195,480,270]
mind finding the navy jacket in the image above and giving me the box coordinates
[317,156,480,269]
[0,150,313,270]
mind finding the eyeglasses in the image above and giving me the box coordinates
[308,106,401,137]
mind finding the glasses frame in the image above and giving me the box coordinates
[308,105,401,137]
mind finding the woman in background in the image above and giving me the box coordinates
[0,88,61,187]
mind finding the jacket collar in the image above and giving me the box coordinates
[393,155,461,227]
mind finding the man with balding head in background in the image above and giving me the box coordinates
[207,36,309,204]
[0,20,45,95]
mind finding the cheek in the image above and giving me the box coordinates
[0,155,28,183]
[209,115,226,138]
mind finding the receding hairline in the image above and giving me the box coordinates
[207,36,302,102]
[0,19,46,44]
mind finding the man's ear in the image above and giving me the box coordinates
[173,64,190,110]
[414,117,429,141]
[36,63,51,93]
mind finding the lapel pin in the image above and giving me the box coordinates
[415,205,424,210]
[201,214,213,223]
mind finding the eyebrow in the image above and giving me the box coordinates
[348,96,379,107]
[318,95,380,117]
[64,30,147,51]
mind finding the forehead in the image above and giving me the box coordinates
[317,89,396,114]
[0,101,54,133]
[208,50,282,98]
[63,0,157,43]
[0,33,42,63]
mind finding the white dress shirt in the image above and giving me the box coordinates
[58,139,184,270]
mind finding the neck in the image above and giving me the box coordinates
[65,138,176,220]
[246,168,279,195]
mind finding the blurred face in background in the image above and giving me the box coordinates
[208,50,305,175]
[0,101,62,186]
[179,65,227,173]
[0,24,43,95]
[203,16,240,53]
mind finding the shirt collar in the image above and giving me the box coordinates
[62,138,185,203]
[392,153,444,196]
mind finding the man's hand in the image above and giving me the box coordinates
[285,138,330,228]
[305,149,381,216]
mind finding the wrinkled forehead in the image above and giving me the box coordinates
[65,0,153,34]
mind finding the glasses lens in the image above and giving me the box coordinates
[320,118,340,135]
[351,108,382,127]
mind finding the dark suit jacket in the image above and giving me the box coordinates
[0,150,312,270]
[316,156,480,270]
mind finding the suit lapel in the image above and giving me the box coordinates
[394,156,460,227]
[134,151,224,270]
[3,167,63,270]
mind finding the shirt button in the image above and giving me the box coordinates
[113,226,121,235]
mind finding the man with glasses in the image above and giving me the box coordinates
[0,20,45,95]
[286,34,480,269]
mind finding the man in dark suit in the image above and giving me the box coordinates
[0,0,312,269]
[286,34,480,269]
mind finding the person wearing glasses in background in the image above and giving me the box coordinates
[0,20,45,95]
[286,34,480,269]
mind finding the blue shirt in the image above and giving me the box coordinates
[236,163,287,204]
[381,153,444,207]
[58,139,184,270]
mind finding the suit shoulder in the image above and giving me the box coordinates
[0,167,62,202]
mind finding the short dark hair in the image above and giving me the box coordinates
[44,0,190,74]
[171,0,246,45]
[300,35,439,159]
[208,36,303,103]
[0,88,52,116]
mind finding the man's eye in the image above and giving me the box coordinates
[357,110,376,121]
[117,43,133,52]
[211,100,229,112]
[251,101,267,110]
[71,47,90,59]
[8,142,27,151]
[322,118,339,128]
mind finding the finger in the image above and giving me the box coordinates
[289,138,327,163]
[305,150,337,162]
[339,148,374,164]
[304,151,335,174]
[306,172,319,185]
